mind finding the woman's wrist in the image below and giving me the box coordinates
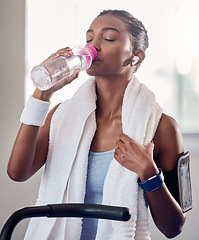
[138,162,159,183]
[33,88,53,102]
[138,168,164,192]
[20,96,51,127]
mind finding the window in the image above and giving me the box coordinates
[25,0,199,133]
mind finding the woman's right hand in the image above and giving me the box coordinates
[33,47,81,101]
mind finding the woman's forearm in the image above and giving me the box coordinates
[7,124,47,181]
[145,183,186,238]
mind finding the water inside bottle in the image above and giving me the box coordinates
[46,57,71,82]
[31,52,93,90]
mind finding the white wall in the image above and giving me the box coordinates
[0,0,198,239]
[0,0,43,239]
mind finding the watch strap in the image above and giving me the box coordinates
[138,168,164,192]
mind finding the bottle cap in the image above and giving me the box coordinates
[78,46,98,61]
[78,46,98,68]
[86,46,98,60]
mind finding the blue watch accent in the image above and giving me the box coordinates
[138,168,164,192]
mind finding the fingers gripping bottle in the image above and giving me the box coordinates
[31,46,98,90]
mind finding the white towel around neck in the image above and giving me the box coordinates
[24,75,162,240]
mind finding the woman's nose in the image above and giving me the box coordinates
[89,39,101,52]
[94,45,100,52]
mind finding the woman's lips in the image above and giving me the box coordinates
[93,56,101,62]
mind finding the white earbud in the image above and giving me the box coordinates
[132,56,139,65]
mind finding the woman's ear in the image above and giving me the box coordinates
[132,49,145,65]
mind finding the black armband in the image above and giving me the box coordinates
[163,151,192,213]
[177,152,192,212]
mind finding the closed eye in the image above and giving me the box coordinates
[86,38,115,43]
[104,39,115,42]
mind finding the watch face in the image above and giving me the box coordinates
[178,152,192,212]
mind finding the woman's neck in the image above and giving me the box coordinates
[95,76,131,119]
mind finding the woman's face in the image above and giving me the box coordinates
[85,14,133,77]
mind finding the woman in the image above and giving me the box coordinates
[8,10,186,239]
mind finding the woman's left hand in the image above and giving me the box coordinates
[114,133,159,180]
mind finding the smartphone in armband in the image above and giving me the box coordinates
[177,151,192,212]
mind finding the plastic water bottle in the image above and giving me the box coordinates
[31,46,98,90]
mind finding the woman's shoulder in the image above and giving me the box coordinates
[157,113,180,133]
[153,113,184,170]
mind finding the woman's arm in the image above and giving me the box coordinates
[7,93,58,182]
[7,47,80,182]
[114,113,186,238]
[147,113,186,238]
